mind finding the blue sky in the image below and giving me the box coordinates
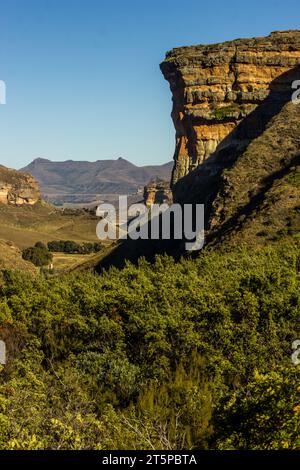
[0,0,299,169]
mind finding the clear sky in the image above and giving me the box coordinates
[0,0,299,169]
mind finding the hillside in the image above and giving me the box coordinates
[207,101,300,249]
[160,30,300,250]
[0,239,37,275]
[21,158,173,205]
[0,200,100,249]
[97,101,300,268]
[0,164,116,273]
[0,200,111,272]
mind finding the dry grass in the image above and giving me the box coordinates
[0,240,38,276]
[51,252,98,271]
[0,202,100,250]
[0,201,117,273]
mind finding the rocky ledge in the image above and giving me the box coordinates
[0,165,41,205]
[161,30,300,189]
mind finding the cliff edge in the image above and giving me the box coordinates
[161,30,300,190]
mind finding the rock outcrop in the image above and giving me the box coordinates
[160,30,300,191]
[143,178,173,207]
[0,165,40,205]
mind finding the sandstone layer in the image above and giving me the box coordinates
[0,165,40,205]
[160,30,300,190]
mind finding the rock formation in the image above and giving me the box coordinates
[0,165,40,205]
[143,178,173,207]
[160,30,300,191]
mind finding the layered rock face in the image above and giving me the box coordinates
[143,178,173,207]
[160,30,300,189]
[0,165,40,205]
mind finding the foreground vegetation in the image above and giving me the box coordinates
[0,244,299,449]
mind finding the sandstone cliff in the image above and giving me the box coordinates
[0,165,40,205]
[161,30,300,191]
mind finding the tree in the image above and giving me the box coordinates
[22,246,53,267]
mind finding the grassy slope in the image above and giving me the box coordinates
[0,202,99,250]
[207,101,300,249]
[0,240,37,276]
[0,201,114,272]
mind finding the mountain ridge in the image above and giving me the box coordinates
[21,158,173,205]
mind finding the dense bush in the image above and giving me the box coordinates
[22,242,53,267]
[1,245,300,449]
[47,240,102,254]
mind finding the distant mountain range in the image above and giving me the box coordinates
[21,158,173,205]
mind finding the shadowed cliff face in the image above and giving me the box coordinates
[0,166,40,205]
[160,30,300,190]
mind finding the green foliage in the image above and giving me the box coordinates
[0,244,300,449]
[22,244,53,267]
[136,354,213,449]
[47,240,102,254]
[213,366,300,449]
[214,104,240,120]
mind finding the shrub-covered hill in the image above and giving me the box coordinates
[0,245,299,449]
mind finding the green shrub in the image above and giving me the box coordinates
[22,245,53,267]
[47,240,102,254]
[1,244,300,449]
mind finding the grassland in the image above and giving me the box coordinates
[0,240,38,276]
[0,202,99,249]
[0,201,115,273]
[51,251,105,272]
